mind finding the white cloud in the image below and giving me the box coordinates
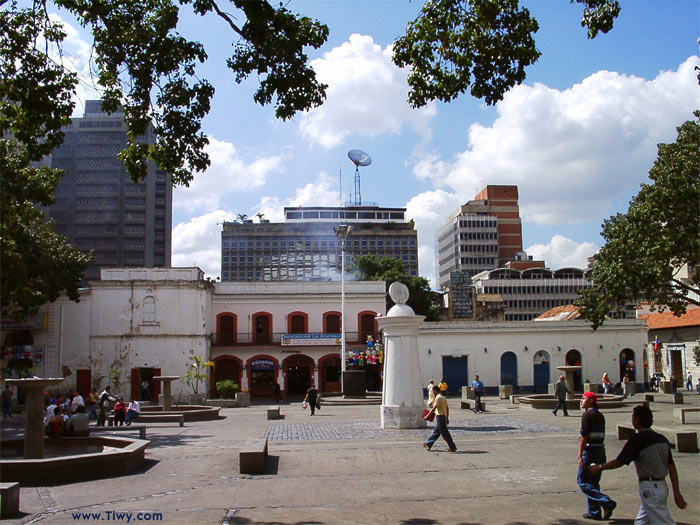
[405,190,463,285]
[173,137,282,213]
[255,172,341,220]
[299,34,437,148]
[171,210,236,278]
[414,56,700,225]
[526,235,599,270]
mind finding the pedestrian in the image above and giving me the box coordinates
[426,379,436,407]
[140,379,151,401]
[96,386,115,426]
[125,398,140,426]
[623,375,630,398]
[601,373,612,395]
[44,398,57,425]
[471,374,484,414]
[303,383,318,416]
[552,375,571,416]
[2,385,13,418]
[589,405,687,524]
[422,386,457,452]
[65,405,90,435]
[273,382,282,403]
[686,371,693,391]
[577,391,617,521]
[696,378,700,395]
[438,379,448,395]
[87,388,98,420]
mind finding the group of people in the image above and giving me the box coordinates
[421,375,485,453]
[41,386,141,435]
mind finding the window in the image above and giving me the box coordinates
[143,296,156,323]
[325,313,341,333]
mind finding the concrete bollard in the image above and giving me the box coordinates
[644,393,654,402]
[675,432,698,453]
[617,425,636,440]
[584,383,599,394]
[499,385,513,399]
[672,393,684,405]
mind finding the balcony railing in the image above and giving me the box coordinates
[210,331,380,347]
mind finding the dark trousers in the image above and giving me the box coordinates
[425,415,456,450]
[553,397,568,416]
[578,448,614,519]
[2,399,11,418]
[474,392,483,412]
[308,398,316,415]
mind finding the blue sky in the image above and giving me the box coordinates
[51,0,700,285]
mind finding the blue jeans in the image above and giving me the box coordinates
[578,448,614,518]
[125,411,139,425]
[425,415,456,450]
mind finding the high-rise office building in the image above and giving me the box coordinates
[45,101,172,281]
[221,205,418,282]
[436,185,522,289]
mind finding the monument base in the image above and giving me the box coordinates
[381,405,427,429]
[343,370,367,396]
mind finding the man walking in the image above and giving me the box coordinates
[96,386,116,426]
[471,375,484,414]
[552,375,571,416]
[422,386,457,452]
[686,371,693,391]
[578,392,617,521]
[589,405,687,524]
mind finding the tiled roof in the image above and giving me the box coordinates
[639,307,700,330]
[534,304,582,321]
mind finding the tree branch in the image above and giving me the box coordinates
[671,278,700,305]
[209,0,242,36]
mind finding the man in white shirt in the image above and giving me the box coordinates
[70,390,85,413]
[66,405,90,435]
[44,398,57,424]
[426,379,436,407]
[125,398,141,426]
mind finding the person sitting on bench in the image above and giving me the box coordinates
[125,398,140,426]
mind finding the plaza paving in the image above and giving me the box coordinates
[1,393,699,525]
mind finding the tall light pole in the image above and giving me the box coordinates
[334,224,352,395]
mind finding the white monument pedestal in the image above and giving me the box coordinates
[377,284,427,429]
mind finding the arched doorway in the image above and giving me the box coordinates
[566,349,583,392]
[619,348,636,384]
[533,350,550,393]
[358,311,377,343]
[283,354,314,396]
[319,354,341,392]
[247,355,278,397]
[210,356,242,398]
[500,352,518,389]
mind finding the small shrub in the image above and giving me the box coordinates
[216,380,239,399]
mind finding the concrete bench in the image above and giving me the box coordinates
[239,438,269,475]
[460,400,486,411]
[91,424,147,439]
[267,406,282,420]
[644,394,654,402]
[0,482,20,518]
[617,424,698,453]
[675,407,700,424]
[673,393,684,405]
[108,413,184,427]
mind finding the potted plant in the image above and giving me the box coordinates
[216,380,239,399]
[180,355,215,405]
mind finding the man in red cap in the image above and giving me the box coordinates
[577,391,617,520]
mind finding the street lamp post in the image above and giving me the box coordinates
[333,224,352,395]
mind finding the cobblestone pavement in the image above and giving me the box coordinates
[266,415,566,441]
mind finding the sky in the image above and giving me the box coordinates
[50,0,700,287]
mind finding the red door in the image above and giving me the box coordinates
[76,369,91,396]
[131,368,140,401]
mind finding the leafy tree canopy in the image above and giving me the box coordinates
[350,255,442,321]
[393,0,620,107]
[577,112,700,329]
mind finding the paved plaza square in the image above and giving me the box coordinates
[1,395,698,524]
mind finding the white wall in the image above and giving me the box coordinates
[418,319,648,391]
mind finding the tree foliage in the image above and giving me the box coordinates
[577,112,700,329]
[1,7,92,319]
[350,255,442,321]
[393,0,620,107]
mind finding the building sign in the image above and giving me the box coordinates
[249,359,275,371]
[1,314,48,330]
[450,272,474,319]
[281,334,341,346]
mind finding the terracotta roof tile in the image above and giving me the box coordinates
[534,304,582,321]
[642,307,700,330]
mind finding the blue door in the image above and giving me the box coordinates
[441,356,468,395]
[533,351,550,393]
[500,352,518,390]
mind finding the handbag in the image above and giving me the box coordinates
[421,408,435,422]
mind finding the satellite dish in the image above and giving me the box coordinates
[347,149,372,205]
[348,149,372,167]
